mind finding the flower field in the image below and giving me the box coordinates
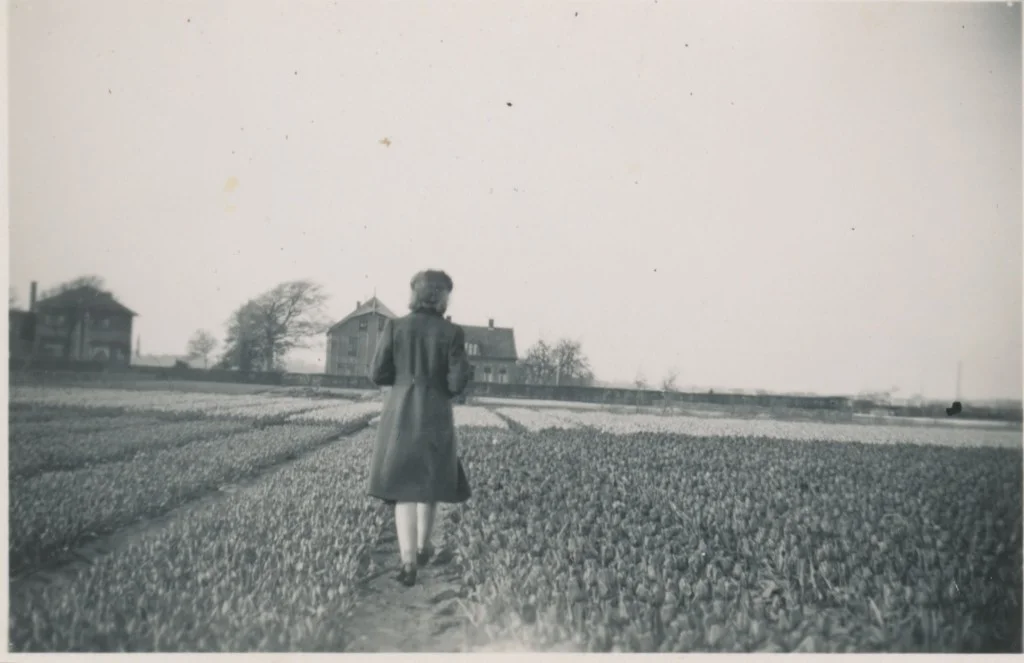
[7,385,1023,652]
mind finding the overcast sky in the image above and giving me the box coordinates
[9,1,1022,400]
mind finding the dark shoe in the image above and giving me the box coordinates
[417,544,435,567]
[397,563,417,587]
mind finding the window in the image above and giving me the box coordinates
[483,366,492,382]
[499,368,507,384]
[349,336,359,357]
[97,317,111,330]
[466,343,480,357]
[359,319,368,331]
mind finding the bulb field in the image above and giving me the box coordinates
[7,385,1022,652]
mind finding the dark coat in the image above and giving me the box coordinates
[366,310,473,504]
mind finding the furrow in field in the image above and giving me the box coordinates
[8,422,362,576]
[9,429,383,652]
[9,419,255,480]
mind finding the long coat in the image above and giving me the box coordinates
[367,310,473,504]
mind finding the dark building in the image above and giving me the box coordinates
[11,281,137,364]
[324,298,519,383]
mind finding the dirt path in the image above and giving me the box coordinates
[341,503,475,652]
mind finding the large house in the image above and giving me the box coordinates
[325,297,519,383]
[10,282,137,365]
[325,297,397,377]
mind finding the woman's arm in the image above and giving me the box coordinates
[446,326,472,397]
[368,319,397,386]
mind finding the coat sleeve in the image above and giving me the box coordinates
[368,319,396,386]
[446,325,472,397]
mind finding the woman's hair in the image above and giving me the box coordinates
[409,269,454,314]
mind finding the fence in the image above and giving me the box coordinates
[7,358,1022,422]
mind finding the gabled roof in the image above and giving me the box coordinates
[462,324,518,361]
[36,286,137,316]
[326,297,518,359]
[327,296,397,333]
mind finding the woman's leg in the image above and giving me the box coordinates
[416,502,437,551]
[394,503,418,565]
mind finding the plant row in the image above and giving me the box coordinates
[447,429,1023,652]
[9,429,385,652]
[9,423,352,575]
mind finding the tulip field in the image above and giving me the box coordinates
[6,384,1023,652]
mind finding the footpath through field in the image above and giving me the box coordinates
[341,503,474,652]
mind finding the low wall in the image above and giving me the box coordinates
[8,359,1022,423]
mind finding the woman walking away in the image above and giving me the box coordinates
[367,269,473,587]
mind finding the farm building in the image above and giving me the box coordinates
[12,282,137,365]
[325,297,397,377]
[324,297,519,383]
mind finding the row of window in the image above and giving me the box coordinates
[474,366,509,383]
[39,313,125,330]
[330,361,512,383]
[38,343,126,361]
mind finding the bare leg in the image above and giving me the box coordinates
[394,503,418,565]
[416,502,437,551]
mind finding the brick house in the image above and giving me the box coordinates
[459,319,518,384]
[324,298,519,383]
[27,284,136,364]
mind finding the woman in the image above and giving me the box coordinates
[367,269,473,587]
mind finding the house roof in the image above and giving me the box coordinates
[462,325,518,361]
[36,286,137,316]
[327,297,518,360]
[327,296,397,333]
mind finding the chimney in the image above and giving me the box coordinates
[488,318,494,329]
[446,315,452,322]
[29,281,37,312]
[356,300,361,309]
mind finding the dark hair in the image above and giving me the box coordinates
[409,269,453,314]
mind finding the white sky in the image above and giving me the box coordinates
[8,1,1022,400]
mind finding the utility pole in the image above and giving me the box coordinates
[955,360,963,401]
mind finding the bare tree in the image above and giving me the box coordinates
[634,370,648,390]
[219,280,331,371]
[520,339,556,385]
[40,275,106,299]
[9,287,17,309]
[661,368,679,393]
[185,329,218,369]
[520,337,593,386]
[660,368,680,412]
[551,338,592,386]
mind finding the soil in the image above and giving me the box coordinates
[342,503,476,652]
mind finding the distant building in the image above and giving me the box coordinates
[324,298,519,383]
[9,282,136,365]
[325,297,397,377]
[459,319,518,384]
